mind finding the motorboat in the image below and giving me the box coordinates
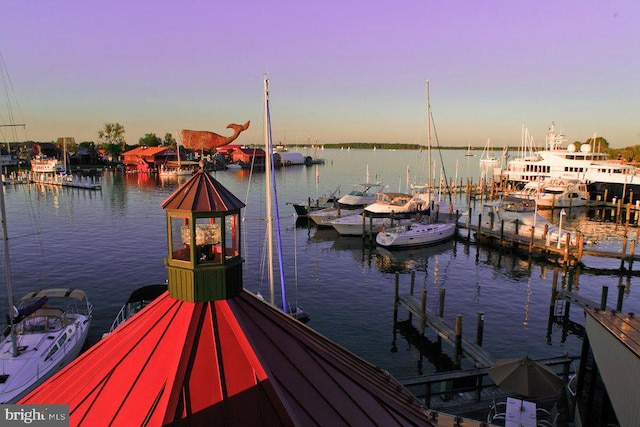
[308,207,364,227]
[329,213,410,236]
[364,191,429,217]
[376,221,456,248]
[103,284,167,337]
[499,121,640,203]
[517,180,588,209]
[335,182,383,209]
[290,185,340,217]
[0,288,92,403]
[308,181,383,227]
[457,196,584,245]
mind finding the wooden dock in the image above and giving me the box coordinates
[394,272,494,369]
[457,215,640,270]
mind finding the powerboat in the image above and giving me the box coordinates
[0,288,92,403]
[518,180,588,209]
[335,182,383,209]
[329,213,410,236]
[499,121,640,203]
[104,284,167,336]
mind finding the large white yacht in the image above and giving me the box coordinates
[498,122,640,202]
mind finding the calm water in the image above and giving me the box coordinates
[1,149,638,380]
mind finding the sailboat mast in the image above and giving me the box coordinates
[264,78,289,313]
[264,79,275,304]
[426,79,431,194]
[0,179,18,357]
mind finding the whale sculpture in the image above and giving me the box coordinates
[181,121,250,150]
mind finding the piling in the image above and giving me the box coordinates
[476,312,485,346]
[454,315,463,367]
[600,286,609,311]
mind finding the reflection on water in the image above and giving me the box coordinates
[2,150,640,381]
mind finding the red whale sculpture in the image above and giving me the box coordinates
[181,121,250,150]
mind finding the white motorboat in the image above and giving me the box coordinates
[518,180,588,209]
[376,221,456,248]
[0,288,92,403]
[458,196,584,245]
[335,182,383,209]
[499,121,640,203]
[290,185,341,217]
[308,207,364,227]
[329,213,409,236]
[364,191,430,217]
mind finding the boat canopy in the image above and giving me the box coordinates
[19,288,88,302]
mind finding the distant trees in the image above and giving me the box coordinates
[98,122,126,158]
[164,133,176,147]
[139,133,162,147]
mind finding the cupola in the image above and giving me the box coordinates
[161,168,245,302]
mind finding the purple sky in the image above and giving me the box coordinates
[1,0,639,148]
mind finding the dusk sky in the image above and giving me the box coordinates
[1,0,639,148]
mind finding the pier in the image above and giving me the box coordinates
[2,171,102,190]
[393,272,494,369]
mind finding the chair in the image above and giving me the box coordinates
[537,403,559,427]
[487,395,507,424]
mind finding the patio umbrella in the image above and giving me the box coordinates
[487,355,566,397]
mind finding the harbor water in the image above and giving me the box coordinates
[1,148,639,382]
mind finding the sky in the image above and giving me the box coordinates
[1,0,639,148]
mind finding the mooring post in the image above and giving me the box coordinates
[467,207,472,240]
[361,213,366,239]
[621,236,628,270]
[500,220,505,240]
[564,233,570,264]
[617,276,624,312]
[393,273,399,337]
[439,288,446,318]
[420,289,427,335]
[454,315,462,367]
[629,240,636,270]
[600,286,609,311]
[529,227,535,253]
[409,271,415,323]
[476,312,485,346]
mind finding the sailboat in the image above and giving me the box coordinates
[0,180,92,403]
[465,142,475,157]
[159,136,193,177]
[376,80,455,249]
[262,77,309,323]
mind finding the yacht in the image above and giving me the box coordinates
[499,122,640,203]
[517,180,588,209]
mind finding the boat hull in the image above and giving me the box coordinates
[376,222,456,248]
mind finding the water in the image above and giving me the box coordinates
[1,149,638,381]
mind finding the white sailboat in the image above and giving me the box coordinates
[376,80,456,249]
[262,78,308,322]
[0,181,92,403]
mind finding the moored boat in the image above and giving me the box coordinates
[517,179,588,209]
[290,185,341,217]
[499,121,640,203]
[0,288,92,403]
[376,221,456,248]
[104,284,167,336]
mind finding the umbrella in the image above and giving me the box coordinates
[487,355,566,397]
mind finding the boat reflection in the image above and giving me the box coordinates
[375,240,454,273]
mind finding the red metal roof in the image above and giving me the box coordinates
[21,291,433,426]
[123,146,172,157]
[161,169,245,213]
